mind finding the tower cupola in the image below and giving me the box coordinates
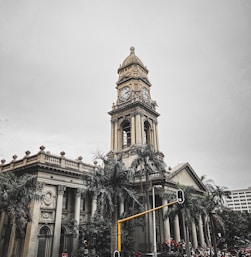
[117,47,151,86]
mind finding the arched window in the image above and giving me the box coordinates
[37,226,52,257]
[144,121,151,145]
[122,120,131,148]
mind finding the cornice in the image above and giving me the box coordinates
[116,76,151,87]
[108,100,160,117]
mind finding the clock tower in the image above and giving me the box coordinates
[108,47,164,167]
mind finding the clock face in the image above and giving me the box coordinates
[120,86,131,101]
[142,88,149,101]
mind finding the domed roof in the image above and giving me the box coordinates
[119,47,146,70]
[117,47,150,85]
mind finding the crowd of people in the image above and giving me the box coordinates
[151,238,251,257]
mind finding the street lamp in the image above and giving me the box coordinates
[152,185,162,257]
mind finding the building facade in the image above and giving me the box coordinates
[224,187,251,213]
[0,47,211,257]
[0,148,98,257]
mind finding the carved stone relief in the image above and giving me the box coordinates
[40,211,53,220]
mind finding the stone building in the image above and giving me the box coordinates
[0,148,97,257]
[0,47,210,257]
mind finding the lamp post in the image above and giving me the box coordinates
[152,185,162,257]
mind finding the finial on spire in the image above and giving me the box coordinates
[130,46,135,54]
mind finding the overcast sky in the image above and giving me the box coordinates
[0,0,250,190]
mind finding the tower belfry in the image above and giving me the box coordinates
[108,47,163,167]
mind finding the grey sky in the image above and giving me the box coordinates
[0,0,250,190]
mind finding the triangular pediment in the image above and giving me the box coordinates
[167,162,207,192]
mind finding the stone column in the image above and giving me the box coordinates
[149,127,154,147]
[73,189,81,251]
[162,199,171,243]
[141,115,144,144]
[155,122,160,151]
[120,198,124,216]
[91,193,97,217]
[174,215,181,243]
[114,122,118,151]
[131,115,136,145]
[153,123,157,150]
[135,113,142,145]
[0,213,5,253]
[52,185,65,257]
[191,222,198,249]
[110,121,115,151]
[198,215,206,247]
[204,215,211,246]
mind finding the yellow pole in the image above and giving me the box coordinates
[117,221,121,251]
[117,200,178,252]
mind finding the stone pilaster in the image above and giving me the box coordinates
[7,223,16,257]
[22,182,43,257]
[52,185,65,257]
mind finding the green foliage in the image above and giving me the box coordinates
[83,153,142,255]
[130,144,166,252]
[0,171,39,236]
[87,154,141,217]
[78,214,111,257]
[121,219,138,257]
[131,144,166,178]
[216,209,251,248]
[199,180,231,257]
[68,219,79,238]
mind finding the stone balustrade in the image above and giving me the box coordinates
[0,146,96,174]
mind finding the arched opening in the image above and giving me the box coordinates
[37,226,52,257]
[122,120,131,148]
[144,121,151,145]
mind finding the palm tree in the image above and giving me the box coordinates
[164,185,204,257]
[201,184,230,257]
[0,171,39,257]
[131,144,166,249]
[86,153,141,256]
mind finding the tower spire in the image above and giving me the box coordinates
[130,46,135,54]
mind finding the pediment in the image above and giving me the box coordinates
[167,162,207,192]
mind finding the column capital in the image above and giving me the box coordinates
[58,185,66,195]
[75,188,81,197]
